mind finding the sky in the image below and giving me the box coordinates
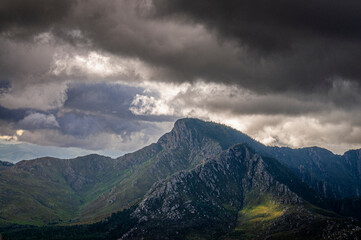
[0,0,361,161]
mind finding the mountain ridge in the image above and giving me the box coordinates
[1,118,361,239]
[0,118,361,226]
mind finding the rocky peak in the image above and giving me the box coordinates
[157,118,204,150]
[157,118,265,151]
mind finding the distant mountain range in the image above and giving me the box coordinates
[0,141,123,163]
[1,118,361,239]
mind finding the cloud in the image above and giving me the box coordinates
[0,0,74,38]
[153,0,361,47]
[0,35,69,110]
[130,94,175,116]
[0,81,68,110]
[130,81,358,118]
[19,113,59,129]
[0,105,27,121]
[17,122,172,152]
[50,50,150,81]
[63,83,142,116]
[0,82,174,151]
[128,80,361,154]
[55,83,173,140]
[0,0,360,95]
[151,0,361,81]
[62,82,176,122]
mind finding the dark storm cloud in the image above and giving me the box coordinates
[1,0,360,94]
[17,109,168,151]
[0,81,10,91]
[18,112,59,130]
[0,0,73,38]
[175,92,326,116]
[64,83,176,122]
[153,0,361,50]
[20,83,172,138]
[58,112,148,138]
[59,83,147,137]
[150,0,361,92]
[64,83,142,119]
[0,81,171,142]
[0,105,27,121]
[74,0,361,93]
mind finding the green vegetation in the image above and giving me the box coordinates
[0,205,137,240]
[230,195,287,239]
[240,200,284,223]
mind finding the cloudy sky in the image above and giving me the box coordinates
[1,0,361,161]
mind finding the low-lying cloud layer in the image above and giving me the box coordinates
[0,0,360,159]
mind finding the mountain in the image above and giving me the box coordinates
[0,142,102,163]
[0,118,361,228]
[173,119,361,200]
[0,155,117,225]
[0,119,265,225]
[158,119,361,200]
[120,144,360,240]
[2,144,361,240]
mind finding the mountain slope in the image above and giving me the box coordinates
[0,155,117,225]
